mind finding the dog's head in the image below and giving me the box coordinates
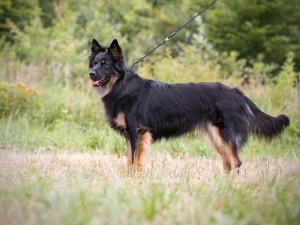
[89,39,124,97]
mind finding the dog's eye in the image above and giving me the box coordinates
[92,61,97,66]
[101,60,106,65]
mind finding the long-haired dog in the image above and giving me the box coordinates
[88,39,290,172]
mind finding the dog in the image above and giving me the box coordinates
[88,39,290,172]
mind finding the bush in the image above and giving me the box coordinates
[138,46,221,83]
[266,52,298,111]
[0,81,40,117]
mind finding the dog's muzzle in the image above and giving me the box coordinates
[91,77,109,87]
[89,70,106,87]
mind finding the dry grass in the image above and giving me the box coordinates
[1,150,299,184]
[0,149,299,225]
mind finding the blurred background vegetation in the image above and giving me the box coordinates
[0,0,299,153]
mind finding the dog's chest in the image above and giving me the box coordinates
[107,112,127,132]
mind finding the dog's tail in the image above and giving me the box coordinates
[245,97,290,139]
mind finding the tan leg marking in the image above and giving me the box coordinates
[225,146,242,173]
[134,131,152,170]
[207,124,241,172]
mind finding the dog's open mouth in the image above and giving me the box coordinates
[91,76,109,87]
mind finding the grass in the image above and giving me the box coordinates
[0,69,299,225]
[1,113,299,158]
[0,148,299,225]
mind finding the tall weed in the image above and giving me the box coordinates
[0,82,40,117]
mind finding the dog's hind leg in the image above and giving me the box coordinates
[222,126,246,173]
[225,145,242,173]
[207,124,242,173]
[207,125,231,172]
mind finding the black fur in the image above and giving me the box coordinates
[88,39,290,165]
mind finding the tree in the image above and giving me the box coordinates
[204,0,300,70]
[0,0,40,42]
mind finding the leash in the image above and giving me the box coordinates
[130,0,218,68]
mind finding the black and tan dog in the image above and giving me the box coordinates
[88,39,289,172]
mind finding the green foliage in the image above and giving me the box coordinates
[0,81,40,117]
[0,0,41,42]
[1,0,300,84]
[36,88,104,129]
[139,46,221,83]
[205,0,300,70]
[267,52,298,111]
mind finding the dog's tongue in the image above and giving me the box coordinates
[91,80,99,85]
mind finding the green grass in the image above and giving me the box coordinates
[0,81,299,225]
[1,114,299,158]
[0,115,125,152]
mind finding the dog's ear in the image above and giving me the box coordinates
[108,39,122,61]
[91,39,103,54]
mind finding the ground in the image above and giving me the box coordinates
[0,148,299,225]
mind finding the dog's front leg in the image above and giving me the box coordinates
[126,138,133,168]
[124,128,136,169]
[126,127,137,171]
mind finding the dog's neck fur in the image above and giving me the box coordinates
[95,75,119,97]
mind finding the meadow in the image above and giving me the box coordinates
[1,1,300,224]
[0,55,299,224]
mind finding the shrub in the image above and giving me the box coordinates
[138,46,221,83]
[0,81,40,117]
[266,52,298,111]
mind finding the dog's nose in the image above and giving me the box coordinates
[89,70,96,79]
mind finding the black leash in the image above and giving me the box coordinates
[131,0,217,68]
